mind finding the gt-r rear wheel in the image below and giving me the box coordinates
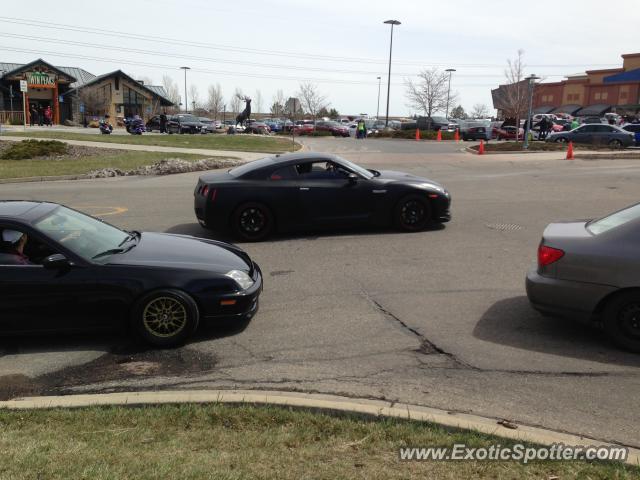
[603,291,640,353]
[395,194,431,232]
[232,202,274,241]
[608,139,623,149]
[132,289,199,347]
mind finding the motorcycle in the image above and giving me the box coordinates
[99,121,113,134]
[124,117,145,135]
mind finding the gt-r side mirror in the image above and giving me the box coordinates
[347,173,358,184]
[42,254,71,270]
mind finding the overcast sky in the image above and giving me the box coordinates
[2,0,639,117]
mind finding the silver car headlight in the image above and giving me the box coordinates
[225,270,254,290]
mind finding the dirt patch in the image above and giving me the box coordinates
[0,344,216,401]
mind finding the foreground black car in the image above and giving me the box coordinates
[0,201,262,346]
[194,152,451,241]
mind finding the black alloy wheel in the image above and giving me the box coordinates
[603,292,640,352]
[232,202,274,241]
[395,195,431,232]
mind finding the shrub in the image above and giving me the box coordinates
[0,139,69,160]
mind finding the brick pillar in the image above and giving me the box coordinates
[53,83,60,125]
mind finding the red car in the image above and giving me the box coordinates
[292,124,315,135]
[315,121,350,137]
[494,125,525,140]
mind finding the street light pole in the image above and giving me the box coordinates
[383,19,401,127]
[376,76,381,120]
[523,74,540,150]
[445,68,456,119]
[180,66,190,113]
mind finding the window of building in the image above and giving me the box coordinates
[595,92,601,100]
[601,92,608,100]
[114,76,120,91]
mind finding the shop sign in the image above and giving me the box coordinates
[26,71,57,87]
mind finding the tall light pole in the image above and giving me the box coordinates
[383,19,400,127]
[376,76,381,119]
[523,74,540,150]
[180,66,190,113]
[445,68,456,119]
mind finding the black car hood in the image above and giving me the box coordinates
[374,170,445,189]
[106,232,251,273]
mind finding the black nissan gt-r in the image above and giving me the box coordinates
[194,152,451,241]
[0,201,262,346]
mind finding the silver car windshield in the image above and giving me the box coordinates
[587,203,640,235]
[33,206,130,260]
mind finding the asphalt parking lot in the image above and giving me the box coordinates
[2,138,640,447]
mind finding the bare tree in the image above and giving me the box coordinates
[254,89,263,117]
[494,49,527,140]
[161,75,181,112]
[296,82,328,122]
[404,68,457,128]
[188,84,200,111]
[470,103,490,119]
[271,89,286,116]
[207,83,224,120]
[230,88,244,114]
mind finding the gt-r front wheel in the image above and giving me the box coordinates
[232,202,274,241]
[132,289,200,347]
[395,194,431,232]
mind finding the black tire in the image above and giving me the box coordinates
[603,291,640,352]
[232,202,274,241]
[608,139,623,149]
[555,137,567,143]
[131,289,199,347]
[394,194,431,232]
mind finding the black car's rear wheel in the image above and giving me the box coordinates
[555,137,567,143]
[394,195,431,232]
[603,292,640,353]
[232,202,274,241]
[132,289,199,347]
[608,139,623,149]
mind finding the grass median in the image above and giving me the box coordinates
[1,130,299,153]
[0,403,635,479]
[0,149,216,179]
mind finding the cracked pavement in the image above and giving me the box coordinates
[2,138,640,447]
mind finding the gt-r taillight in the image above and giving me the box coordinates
[538,244,564,267]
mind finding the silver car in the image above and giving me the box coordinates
[526,202,640,352]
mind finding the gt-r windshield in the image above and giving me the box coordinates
[33,206,133,261]
[335,157,374,179]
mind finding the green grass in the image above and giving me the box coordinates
[0,403,635,479]
[0,150,212,179]
[1,131,299,153]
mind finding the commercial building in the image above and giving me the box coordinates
[492,52,640,119]
[0,58,173,125]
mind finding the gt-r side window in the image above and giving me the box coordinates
[295,161,350,180]
[0,225,56,266]
[269,166,297,181]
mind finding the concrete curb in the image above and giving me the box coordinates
[0,174,92,184]
[463,146,640,159]
[1,389,638,465]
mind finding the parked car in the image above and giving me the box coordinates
[622,123,640,146]
[546,124,634,148]
[292,123,315,135]
[315,121,350,137]
[199,117,216,133]
[194,152,451,241]
[494,125,525,140]
[168,114,203,134]
[245,121,270,134]
[0,201,262,347]
[461,123,492,141]
[401,116,452,131]
[145,115,162,132]
[526,201,640,352]
[581,117,607,124]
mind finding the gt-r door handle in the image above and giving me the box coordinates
[372,189,387,194]
[299,187,310,191]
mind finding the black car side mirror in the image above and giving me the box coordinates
[347,173,358,184]
[42,254,70,270]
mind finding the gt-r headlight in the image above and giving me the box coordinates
[225,270,254,290]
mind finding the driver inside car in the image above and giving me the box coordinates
[0,229,32,265]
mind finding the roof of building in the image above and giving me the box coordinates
[604,68,640,84]
[533,106,556,114]
[0,60,96,88]
[575,104,611,116]
[551,104,582,115]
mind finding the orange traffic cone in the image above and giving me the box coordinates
[566,141,574,160]
[437,129,442,141]
[478,140,485,155]
[454,128,460,142]
[415,129,421,141]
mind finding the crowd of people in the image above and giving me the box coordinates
[28,104,53,127]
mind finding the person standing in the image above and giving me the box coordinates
[37,105,44,126]
[159,111,168,133]
[29,104,38,127]
[570,118,579,130]
[356,119,365,139]
[43,106,52,126]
